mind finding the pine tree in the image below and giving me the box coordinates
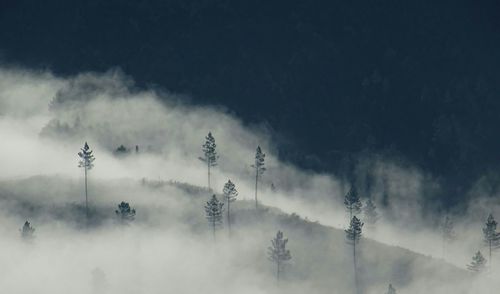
[386,284,396,294]
[483,214,500,263]
[205,194,224,240]
[345,216,363,294]
[199,132,218,190]
[363,198,379,225]
[251,146,266,209]
[115,202,136,223]
[268,230,292,282]
[344,186,362,219]
[20,220,35,240]
[441,215,456,258]
[222,180,238,234]
[78,142,95,220]
[467,251,487,273]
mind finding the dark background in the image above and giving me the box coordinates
[2,0,500,206]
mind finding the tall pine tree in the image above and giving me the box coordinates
[205,194,224,240]
[78,142,95,220]
[467,251,487,273]
[483,214,500,263]
[346,216,363,294]
[251,146,266,209]
[268,230,292,282]
[199,132,218,190]
[344,186,362,219]
[222,180,238,234]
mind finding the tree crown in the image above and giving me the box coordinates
[223,180,238,203]
[115,201,136,222]
[251,146,266,176]
[344,186,362,214]
[345,216,363,244]
[199,132,218,167]
[483,214,500,246]
[78,142,95,169]
[467,251,487,272]
[205,195,224,226]
[20,220,35,240]
[268,230,292,263]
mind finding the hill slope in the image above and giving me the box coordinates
[0,176,474,294]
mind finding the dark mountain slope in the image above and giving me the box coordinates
[1,0,500,202]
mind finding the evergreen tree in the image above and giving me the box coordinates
[222,180,238,234]
[344,186,362,219]
[441,215,456,258]
[20,220,35,240]
[345,216,363,294]
[363,198,379,225]
[270,182,277,192]
[467,251,487,273]
[251,146,266,209]
[482,214,500,262]
[386,284,396,294]
[205,194,224,240]
[78,142,95,220]
[115,145,128,155]
[268,230,292,282]
[199,132,218,190]
[115,202,136,223]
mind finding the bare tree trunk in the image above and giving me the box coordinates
[212,219,216,242]
[84,166,88,222]
[353,241,360,294]
[255,168,259,210]
[276,259,280,282]
[227,200,231,235]
[489,240,492,266]
[207,161,211,191]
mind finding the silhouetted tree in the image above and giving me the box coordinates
[115,202,136,223]
[483,214,500,263]
[270,182,277,192]
[115,145,128,155]
[344,186,362,219]
[268,230,291,282]
[199,132,218,190]
[441,215,456,258]
[467,251,487,273]
[205,194,224,240]
[20,221,35,240]
[251,146,266,209]
[386,284,396,294]
[363,198,379,225]
[222,180,238,234]
[346,216,363,294]
[78,142,95,220]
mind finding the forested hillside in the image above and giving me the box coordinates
[2,0,500,204]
